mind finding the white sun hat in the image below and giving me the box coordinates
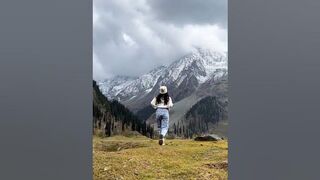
[159,86,168,94]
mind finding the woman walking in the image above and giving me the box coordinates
[151,86,173,145]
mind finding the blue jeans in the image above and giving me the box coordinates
[156,108,169,137]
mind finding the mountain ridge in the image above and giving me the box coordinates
[97,48,228,137]
[98,48,227,108]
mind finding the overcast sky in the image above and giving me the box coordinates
[93,0,227,80]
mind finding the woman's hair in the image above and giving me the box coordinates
[156,93,169,105]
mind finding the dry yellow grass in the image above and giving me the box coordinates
[93,135,228,180]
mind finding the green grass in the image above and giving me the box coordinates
[93,135,228,180]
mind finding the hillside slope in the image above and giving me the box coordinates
[184,96,227,138]
[93,81,154,137]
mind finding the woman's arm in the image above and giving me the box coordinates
[150,97,157,109]
[167,97,173,108]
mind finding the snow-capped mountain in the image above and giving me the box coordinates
[99,65,166,101]
[98,48,228,137]
[98,48,228,106]
[163,48,227,84]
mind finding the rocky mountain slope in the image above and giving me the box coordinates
[98,48,228,137]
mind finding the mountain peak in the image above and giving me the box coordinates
[98,49,227,103]
[165,48,227,84]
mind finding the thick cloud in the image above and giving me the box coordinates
[93,0,227,80]
[149,0,227,28]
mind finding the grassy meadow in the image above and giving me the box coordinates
[93,135,228,180]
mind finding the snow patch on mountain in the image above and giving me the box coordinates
[98,48,227,102]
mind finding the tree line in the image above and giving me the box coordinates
[172,96,224,138]
[93,80,154,138]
